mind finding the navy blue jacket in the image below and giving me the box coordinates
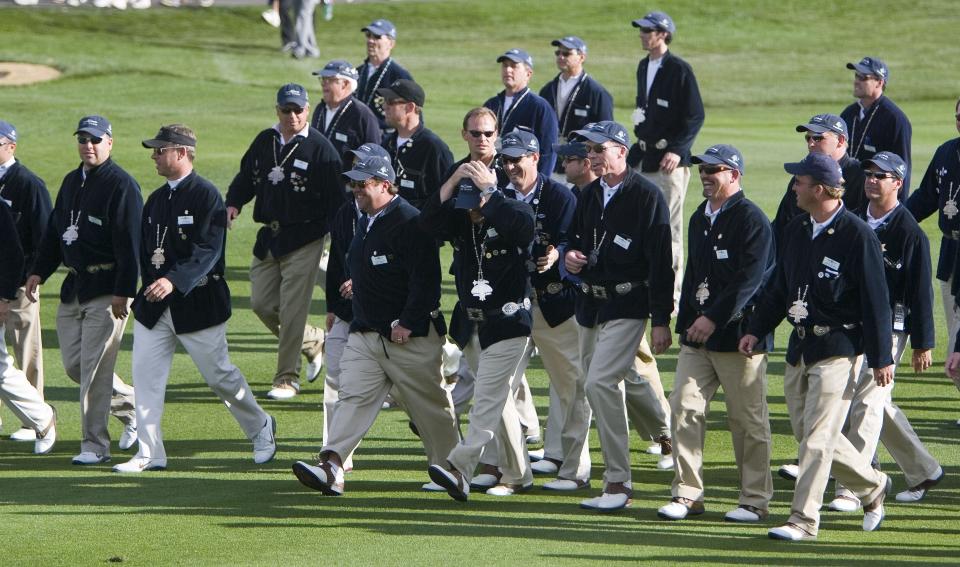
[349,196,445,338]
[420,190,534,350]
[841,95,913,196]
[484,87,559,176]
[504,174,577,327]
[355,57,414,132]
[310,95,382,167]
[384,123,454,210]
[34,158,142,303]
[0,160,51,285]
[905,137,960,283]
[677,191,774,353]
[856,204,934,350]
[748,207,893,367]
[538,73,613,172]
[629,50,705,172]
[133,172,231,335]
[226,127,345,260]
[0,200,24,300]
[771,154,865,252]
[567,168,674,327]
[325,197,361,324]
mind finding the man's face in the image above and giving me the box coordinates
[853,72,883,99]
[150,145,185,178]
[462,114,498,158]
[562,155,590,185]
[792,174,821,212]
[863,166,902,203]
[502,152,539,189]
[0,138,15,163]
[350,177,386,214]
[639,27,667,51]
[276,103,310,134]
[366,32,395,61]
[585,140,625,177]
[76,133,113,168]
[698,163,736,200]
[804,130,841,156]
[501,60,532,92]
[554,47,585,75]
[321,77,353,107]
[382,98,412,128]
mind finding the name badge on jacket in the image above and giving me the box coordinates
[371,255,388,265]
[87,215,103,226]
[293,159,309,170]
[335,132,348,142]
[178,215,194,225]
[656,98,669,108]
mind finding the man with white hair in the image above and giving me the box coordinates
[311,60,382,165]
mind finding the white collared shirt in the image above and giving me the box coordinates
[166,172,191,191]
[645,56,663,98]
[273,123,310,146]
[502,95,515,115]
[600,177,622,209]
[396,136,411,149]
[366,195,398,233]
[507,182,536,205]
[810,204,844,239]
[555,73,582,114]
[703,200,721,226]
[323,105,339,130]
[866,202,899,230]
[0,156,15,182]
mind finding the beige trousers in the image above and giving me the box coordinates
[639,166,691,307]
[940,278,960,351]
[625,335,672,441]
[0,287,44,428]
[1,322,53,433]
[131,310,269,460]
[450,335,532,485]
[670,345,772,508]
[322,316,354,469]
[784,355,888,535]
[514,374,540,439]
[322,328,458,467]
[249,238,326,384]
[57,295,135,455]
[580,318,647,484]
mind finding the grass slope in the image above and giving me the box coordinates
[1,1,960,565]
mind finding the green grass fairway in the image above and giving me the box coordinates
[2,1,960,564]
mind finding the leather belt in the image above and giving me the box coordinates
[795,323,857,340]
[264,220,313,235]
[67,262,115,275]
[579,281,645,299]
[944,230,960,241]
[196,274,222,287]
[636,139,668,152]
[465,298,531,322]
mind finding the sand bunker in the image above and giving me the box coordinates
[0,62,61,86]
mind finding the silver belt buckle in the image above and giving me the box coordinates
[591,285,608,299]
[269,221,280,234]
[580,282,590,294]
[501,302,520,316]
[796,326,806,339]
[429,309,440,318]
[546,282,563,294]
[197,275,209,287]
[615,282,633,295]
[638,140,647,151]
[813,325,830,336]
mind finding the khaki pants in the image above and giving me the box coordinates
[0,287,44,428]
[521,305,590,481]
[1,322,53,433]
[941,277,960,351]
[131,310,269,460]
[322,328,458,467]
[450,335,532,486]
[315,232,331,291]
[639,166,691,307]
[837,331,940,495]
[57,295,135,455]
[249,238,326,384]
[514,374,540,439]
[783,356,887,535]
[322,316,354,469]
[625,335,671,441]
[581,318,647,484]
[670,345,772,508]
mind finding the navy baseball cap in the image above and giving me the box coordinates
[632,11,676,33]
[362,19,397,39]
[343,154,395,183]
[142,125,197,149]
[0,120,16,143]
[348,143,391,161]
[864,151,907,179]
[499,130,540,158]
[497,48,534,69]
[784,153,843,187]
[847,56,889,81]
[377,79,426,107]
[75,115,112,138]
[454,178,483,210]
[313,60,360,82]
[572,121,630,148]
[277,83,309,107]
[554,140,588,159]
[796,114,848,137]
[691,144,744,173]
[551,36,587,53]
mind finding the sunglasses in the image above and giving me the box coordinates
[586,144,614,154]
[348,179,377,189]
[365,32,384,40]
[554,50,576,57]
[278,106,305,115]
[468,130,496,139]
[698,165,731,175]
[639,27,660,34]
[854,73,878,82]
[501,155,528,165]
[151,146,184,157]
[804,134,829,143]
[563,156,584,163]
[77,135,104,145]
[864,171,898,180]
